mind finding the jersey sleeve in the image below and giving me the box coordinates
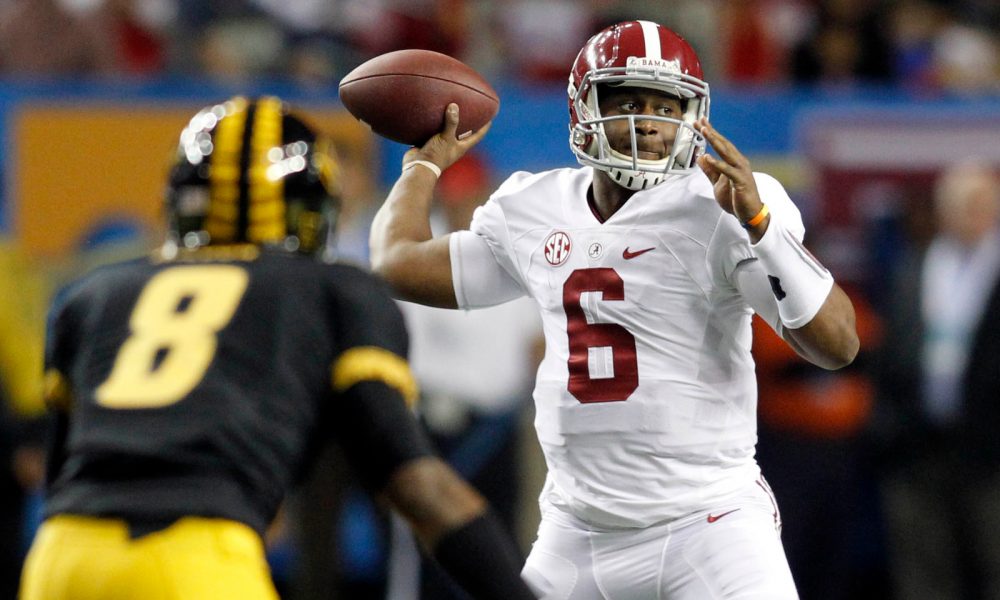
[329,287,418,411]
[733,258,783,335]
[329,269,412,367]
[450,231,526,309]
[43,281,84,412]
[449,190,529,309]
[40,281,86,489]
[326,268,434,491]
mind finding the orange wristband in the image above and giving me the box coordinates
[741,204,769,229]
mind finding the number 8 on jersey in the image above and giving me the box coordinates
[96,266,249,408]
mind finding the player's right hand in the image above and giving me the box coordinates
[404,103,492,174]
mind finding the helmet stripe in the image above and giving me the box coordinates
[637,20,662,60]
[235,101,257,242]
[248,96,286,243]
[206,97,248,242]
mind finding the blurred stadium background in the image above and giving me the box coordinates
[1,1,999,599]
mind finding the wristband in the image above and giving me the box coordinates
[741,204,770,229]
[402,160,442,178]
[750,213,834,328]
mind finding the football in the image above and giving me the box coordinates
[338,49,499,146]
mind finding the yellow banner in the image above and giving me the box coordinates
[12,102,372,259]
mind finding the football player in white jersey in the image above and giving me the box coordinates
[369,20,859,600]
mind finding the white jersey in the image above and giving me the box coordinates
[399,297,541,414]
[450,166,804,528]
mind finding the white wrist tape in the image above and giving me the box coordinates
[402,160,442,178]
[750,217,834,329]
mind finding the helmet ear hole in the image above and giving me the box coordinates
[285,199,333,256]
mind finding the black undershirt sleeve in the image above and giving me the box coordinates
[331,380,434,492]
[433,510,537,600]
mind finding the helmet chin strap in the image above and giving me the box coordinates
[603,148,670,191]
[606,167,663,191]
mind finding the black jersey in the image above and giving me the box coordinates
[42,246,431,535]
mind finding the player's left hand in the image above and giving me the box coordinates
[694,118,766,229]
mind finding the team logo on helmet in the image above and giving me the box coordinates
[544,231,572,266]
[625,56,681,75]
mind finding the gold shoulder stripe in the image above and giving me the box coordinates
[44,368,73,411]
[331,347,419,409]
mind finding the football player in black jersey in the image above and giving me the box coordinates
[20,96,535,600]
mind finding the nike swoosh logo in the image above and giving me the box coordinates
[623,246,655,260]
[706,508,741,523]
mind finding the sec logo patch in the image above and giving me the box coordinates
[544,231,572,266]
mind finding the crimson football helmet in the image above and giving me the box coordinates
[568,21,709,190]
[165,96,341,258]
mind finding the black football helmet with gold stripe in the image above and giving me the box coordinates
[166,96,340,257]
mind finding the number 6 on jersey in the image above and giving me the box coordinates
[564,268,639,403]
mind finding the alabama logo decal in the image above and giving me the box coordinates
[544,231,572,266]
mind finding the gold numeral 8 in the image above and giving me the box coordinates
[96,266,249,408]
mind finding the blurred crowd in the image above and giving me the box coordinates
[0,0,998,92]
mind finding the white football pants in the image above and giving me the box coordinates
[522,477,799,599]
